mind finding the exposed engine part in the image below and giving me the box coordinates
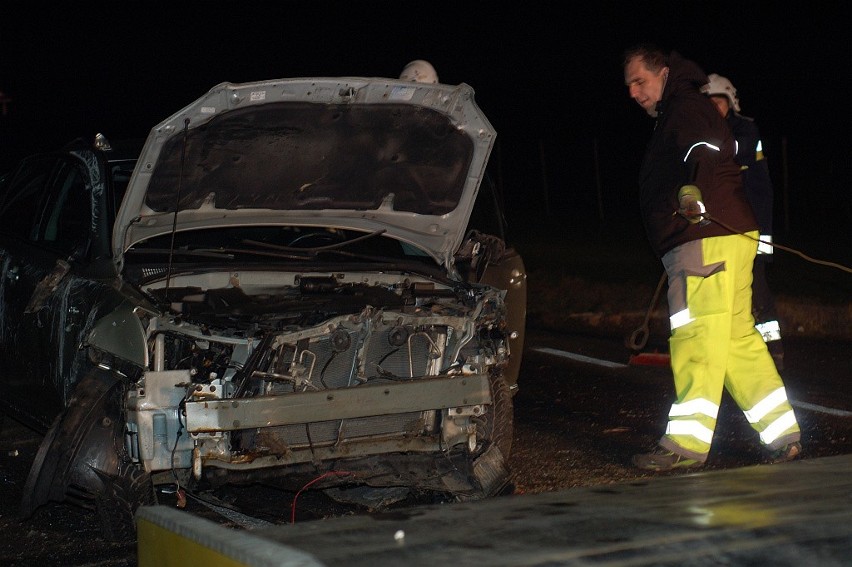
[121,274,509,493]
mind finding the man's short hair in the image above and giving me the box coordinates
[623,43,668,72]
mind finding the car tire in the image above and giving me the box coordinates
[462,372,514,500]
[483,371,514,458]
[94,459,156,541]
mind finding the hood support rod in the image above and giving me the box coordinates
[165,118,191,294]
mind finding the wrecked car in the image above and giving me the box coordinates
[0,76,526,537]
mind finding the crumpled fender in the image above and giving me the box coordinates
[21,367,126,516]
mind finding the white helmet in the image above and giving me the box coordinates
[399,60,439,84]
[703,73,741,112]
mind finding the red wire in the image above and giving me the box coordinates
[290,470,354,524]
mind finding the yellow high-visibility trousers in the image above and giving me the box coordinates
[659,231,800,461]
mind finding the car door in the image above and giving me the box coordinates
[0,153,97,429]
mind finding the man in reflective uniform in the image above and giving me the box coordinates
[704,73,785,370]
[622,44,801,471]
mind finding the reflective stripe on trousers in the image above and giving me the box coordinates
[659,232,800,460]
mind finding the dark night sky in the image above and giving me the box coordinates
[1,2,850,249]
[2,3,848,147]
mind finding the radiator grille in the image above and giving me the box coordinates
[259,324,438,447]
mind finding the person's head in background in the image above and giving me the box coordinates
[703,73,741,118]
[399,60,439,84]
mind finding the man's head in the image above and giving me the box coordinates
[703,73,741,118]
[623,45,669,117]
[399,60,439,84]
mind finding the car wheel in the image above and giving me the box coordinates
[462,372,514,500]
[94,459,157,541]
[482,371,514,457]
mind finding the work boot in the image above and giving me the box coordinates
[767,442,802,464]
[632,446,702,472]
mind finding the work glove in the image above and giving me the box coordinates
[677,185,708,224]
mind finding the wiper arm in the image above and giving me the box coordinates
[219,246,403,264]
[126,247,235,260]
[241,229,387,253]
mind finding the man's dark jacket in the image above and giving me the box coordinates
[638,52,758,257]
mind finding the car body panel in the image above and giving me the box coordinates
[0,148,119,429]
[115,78,496,270]
[478,248,527,388]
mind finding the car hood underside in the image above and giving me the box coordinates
[115,78,496,269]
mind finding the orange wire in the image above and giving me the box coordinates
[290,470,355,524]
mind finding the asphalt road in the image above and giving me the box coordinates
[1,331,850,566]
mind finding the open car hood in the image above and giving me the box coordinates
[113,77,496,270]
